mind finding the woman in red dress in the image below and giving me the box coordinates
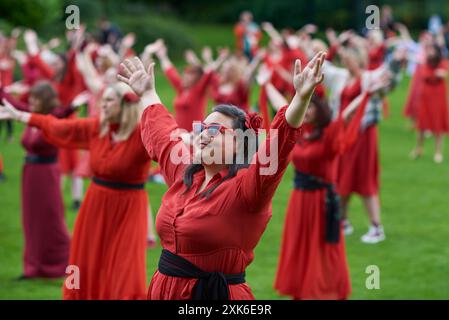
[1,81,73,279]
[263,70,387,299]
[211,50,264,113]
[411,43,449,163]
[1,81,151,299]
[153,40,226,131]
[117,52,327,300]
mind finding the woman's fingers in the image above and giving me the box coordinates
[120,62,132,78]
[117,74,130,84]
[147,62,155,80]
[134,56,146,72]
[294,59,302,76]
[124,58,137,73]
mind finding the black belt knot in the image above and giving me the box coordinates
[158,249,245,300]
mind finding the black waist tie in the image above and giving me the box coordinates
[294,170,341,243]
[25,155,57,164]
[158,249,246,300]
[92,176,145,190]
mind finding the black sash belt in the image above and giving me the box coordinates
[25,155,57,164]
[294,170,341,243]
[158,249,246,300]
[92,176,145,190]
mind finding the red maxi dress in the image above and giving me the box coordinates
[165,67,214,131]
[275,120,352,300]
[140,103,301,300]
[28,114,151,299]
[415,60,449,134]
[336,79,379,197]
[0,89,72,278]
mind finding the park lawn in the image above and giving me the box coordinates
[1,23,449,300]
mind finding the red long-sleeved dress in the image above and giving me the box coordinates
[140,103,300,299]
[28,114,151,299]
[275,120,351,300]
[165,66,213,131]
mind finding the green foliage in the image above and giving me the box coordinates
[0,0,62,29]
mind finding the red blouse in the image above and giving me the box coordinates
[165,66,213,131]
[140,103,300,297]
[28,115,151,184]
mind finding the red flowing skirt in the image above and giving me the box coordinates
[62,183,148,300]
[274,189,351,300]
[416,82,449,134]
[21,162,70,278]
[336,125,379,196]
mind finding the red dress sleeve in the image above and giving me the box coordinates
[27,54,55,80]
[239,105,301,212]
[28,113,98,150]
[194,71,214,95]
[140,104,190,187]
[165,66,183,93]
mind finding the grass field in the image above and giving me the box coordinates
[1,24,449,300]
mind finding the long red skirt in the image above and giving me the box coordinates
[62,183,148,300]
[336,125,379,197]
[21,162,70,277]
[416,79,449,134]
[274,189,351,300]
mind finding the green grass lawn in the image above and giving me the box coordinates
[1,24,449,300]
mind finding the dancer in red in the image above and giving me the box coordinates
[1,81,76,279]
[1,82,151,299]
[117,52,327,300]
[411,43,449,163]
[211,50,264,113]
[234,11,262,60]
[153,40,227,131]
[262,69,389,299]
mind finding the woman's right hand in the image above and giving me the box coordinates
[0,100,30,122]
[118,57,156,97]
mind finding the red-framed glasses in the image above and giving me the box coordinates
[192,121,232,136]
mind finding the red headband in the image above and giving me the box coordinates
[245,112,263,135]
[123,92,140,104]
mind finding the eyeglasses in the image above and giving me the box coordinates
[192,122,232,136]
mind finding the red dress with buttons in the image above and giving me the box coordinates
[28,114,151,299]
[141,103,300,300]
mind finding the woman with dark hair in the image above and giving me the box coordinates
[411,42,449,163]
[260,71,386,299]
[117,51,327,300]
[0,80,76,279]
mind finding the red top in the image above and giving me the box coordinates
[368,44,386,70]
[165,66,213,131]
[28,115,151,184]
[141,103,300,297]
[293,121,345,183]
[0,55,15,86]
[211,74,250,112]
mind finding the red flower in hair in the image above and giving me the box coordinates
[245,112,263,134]
[123,92,140,103]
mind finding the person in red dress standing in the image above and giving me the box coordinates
[210,50,264,113]
[1,81,152,299]
[1,81,82,279]
[117,51,327,300]
[261,67,390,299]
[234,11,262,60]
[152,40,227,131]
[410,43,449,163]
